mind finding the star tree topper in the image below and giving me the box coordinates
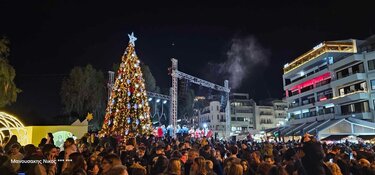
[86,112,93,121]
[128,32,137,46]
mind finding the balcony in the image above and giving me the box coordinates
[331,73,366,87]
[260,112,273,116]
[329,54,363,71]
[284,67,329,90]
[332,91,369,104]
[287,83,331,102]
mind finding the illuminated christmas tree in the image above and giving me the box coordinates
[101,33,152,139]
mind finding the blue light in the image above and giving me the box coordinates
[328,57,334,64]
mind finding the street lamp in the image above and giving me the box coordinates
[156,99,161,103]
[148,97,153,101]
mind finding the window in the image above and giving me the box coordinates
[341,101,369,115]
[328,57,334,64]
[338,81,367,95]
[352,63,364,73]
[368,60,375,71]
[371,80,375,90]
[339,88,345,96]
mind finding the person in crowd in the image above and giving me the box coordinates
[20,144,37,172]
[268,165,288,175]
[8,143,24,172]
[238,142,251,161]
[0,154,17,175]
[4,135,19,154]
[106,165,129,175]
[150,146,169,175]
[58,137,77,174]
[136,145,149,168]
[180,150,188,164]
[300,135,332,175]
[61,152,87,175]
[101,153,123,175]
[27,144,58,175]
[326,161,343,175]
[226,162,243,175]
[87,155,100,175]
[46,133,55,146]
[164,157,182,175]
[185,149,199,175]
[190,156,207,175]
[240,160,251,175]
[206,160,217,175]
[39,138,48,149]
[256,162,273,175]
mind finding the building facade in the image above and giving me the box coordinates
[230,93,256,134]
[282,36,375,140]
[197,93,287,139]
[255,100,288,130]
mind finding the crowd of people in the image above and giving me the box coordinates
[0,132,374,175]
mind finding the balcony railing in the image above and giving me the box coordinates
[334,71,365,81]
[332,90,367,100]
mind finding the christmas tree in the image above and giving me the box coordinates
[101,33,152,139]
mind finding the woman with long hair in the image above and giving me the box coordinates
[226,162,243,175]
[61,152,87,175]
[191,156,207,175]
[165,158,182,175]
[240,160,251,175]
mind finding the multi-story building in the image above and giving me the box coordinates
[281,36,375,140]
[197,93,288,139]
[255,105,274,131]
[255,100,288,130]
[198,101,226,137]
[230,93,256,134]
[198,93,256,139]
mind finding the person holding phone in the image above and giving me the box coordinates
[27,144,57,175]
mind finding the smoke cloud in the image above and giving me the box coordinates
[208,36,270,89]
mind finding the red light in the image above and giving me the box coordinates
[290,72,331,91]
[319,97,327,101]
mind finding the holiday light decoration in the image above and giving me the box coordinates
[0,112,27,144]
[101,33,152,139]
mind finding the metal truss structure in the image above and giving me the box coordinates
[170,58,231,138]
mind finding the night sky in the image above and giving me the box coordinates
[1,1,375,124]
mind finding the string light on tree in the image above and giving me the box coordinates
[101,32,152,139]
